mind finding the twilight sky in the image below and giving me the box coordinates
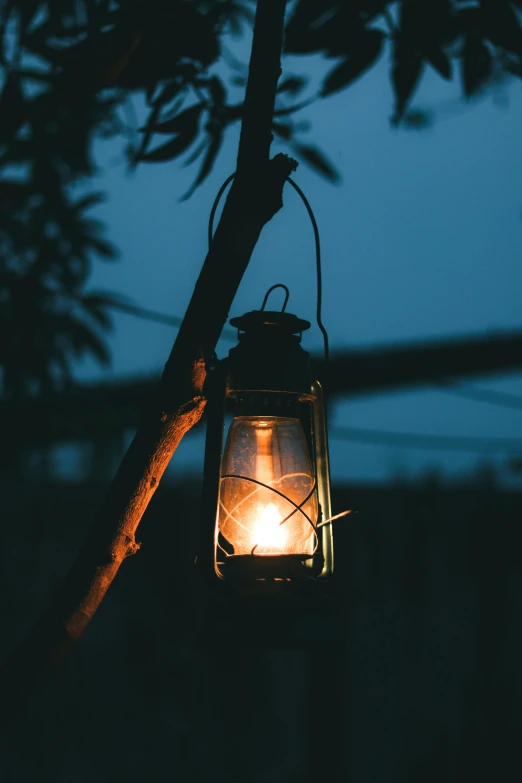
[79,31,522,486]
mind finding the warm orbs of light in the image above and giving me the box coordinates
[218,416,318,555]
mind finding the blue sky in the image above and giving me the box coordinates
[79,32,522,486]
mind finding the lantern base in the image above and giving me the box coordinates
[217,553,318,584]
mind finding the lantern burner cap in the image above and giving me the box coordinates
[230,310,311,335]
[218,554,318,583]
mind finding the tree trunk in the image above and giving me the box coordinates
[0,0,294,736]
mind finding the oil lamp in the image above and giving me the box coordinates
[199,287,333,595]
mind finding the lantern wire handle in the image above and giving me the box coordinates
[317,509,355,528]
[208,173,329,362]
[260,283,290,312]
[286,178,329,363]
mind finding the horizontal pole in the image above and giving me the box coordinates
[1,329,521,447]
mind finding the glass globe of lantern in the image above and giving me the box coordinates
[218,416,318,557]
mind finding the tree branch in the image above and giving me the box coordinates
[0,0,293,736]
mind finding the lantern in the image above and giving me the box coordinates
[199,292,333,595]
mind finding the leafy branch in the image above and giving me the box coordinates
[1,0,522,393]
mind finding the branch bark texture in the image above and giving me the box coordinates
[0,0,293,736]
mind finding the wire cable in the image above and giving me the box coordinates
[435,381,522,411]
[107,300,184,327]
[101,299,237,340]
[286,177,329,363]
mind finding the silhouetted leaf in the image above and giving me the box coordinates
[141,103,203,135]
[423,47,452,80]
[112,2,219,89]
[396,0,455,90]
[284,15,326,54]
[80,297,113,331]
[181,126,224,200]
[0,75,25,143]
[72,193,106,213]
[69,319,111,365]
[85,236,118,260]
[18,0,42,36]
[400,0,455,42]
[152,80,183,107]
[132,103,161,166]
[480,0,522,53]
[139,132,196,163]
[461,35,493,98]
[102,29,143,87]
[278,76,307,95]
[209,76,226,107]
[78,291,132,332]
[0,180,30,208]
[137,102,204,163]
[402,109,434,130]
[284,0,343,54]
[81,290,132,309]
[272,99,314,117]
[291,143,340,183]
[151,96,185,128]
[182,138,207,167]
[391,37,425,123]
[227,11,242,38]
[321,30,384,96]
[225,1,254,30]
[272,122,293,140]
[504,57,522,79]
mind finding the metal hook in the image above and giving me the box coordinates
[260,283,290,313]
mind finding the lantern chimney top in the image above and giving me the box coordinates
[229,309,311,338]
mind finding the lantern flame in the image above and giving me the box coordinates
[253,503,286,550]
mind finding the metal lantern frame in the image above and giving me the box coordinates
[199,294,334,596]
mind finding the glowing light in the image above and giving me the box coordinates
[218,417,317,555]
[253,503,286,551]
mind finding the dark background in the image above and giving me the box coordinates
[1,472,522,782]
[2,1,522,780]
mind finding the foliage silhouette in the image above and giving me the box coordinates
[1,0,521,394]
